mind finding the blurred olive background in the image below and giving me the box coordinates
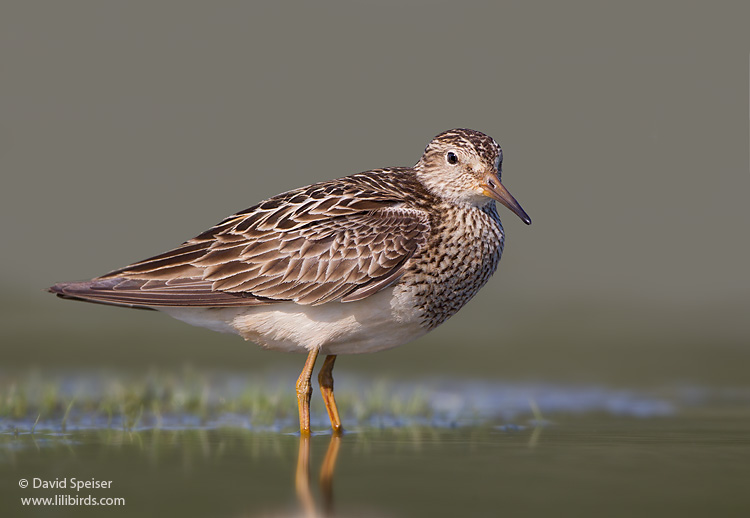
[2,1,749,387]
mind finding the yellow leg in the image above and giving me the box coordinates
[318,354,343,434]
[296,349,319,436]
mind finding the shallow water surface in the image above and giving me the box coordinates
[2,385,749,517]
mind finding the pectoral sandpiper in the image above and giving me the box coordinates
[50,128,531,435]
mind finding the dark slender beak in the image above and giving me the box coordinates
[481,176,531,225]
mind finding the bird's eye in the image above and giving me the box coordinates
[446,152,459,165]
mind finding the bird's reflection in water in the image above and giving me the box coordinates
[295,434,342,518]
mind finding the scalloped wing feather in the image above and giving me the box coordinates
[87,171,431,307]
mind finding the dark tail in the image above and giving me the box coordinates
[48,280,156,310]
[47,277,263,309]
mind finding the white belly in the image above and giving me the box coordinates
[159,286,428,355]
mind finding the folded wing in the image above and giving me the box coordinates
[50,174,431,308]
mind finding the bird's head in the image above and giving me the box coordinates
[415,128,531,225]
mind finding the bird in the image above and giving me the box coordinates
[49,128,531,435]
